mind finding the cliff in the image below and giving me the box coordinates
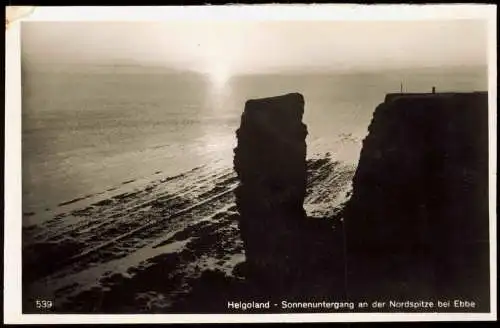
[343,92,490,308]
[233,93,343,298]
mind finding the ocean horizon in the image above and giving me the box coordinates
[22,64,488,225]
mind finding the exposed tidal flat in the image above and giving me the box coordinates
[23,153,355,313]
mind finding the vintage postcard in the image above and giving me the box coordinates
[4,4,497,324]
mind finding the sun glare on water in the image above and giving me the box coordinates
[204,63,234,111]
[209,65,231,90]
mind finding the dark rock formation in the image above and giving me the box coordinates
[234,93,308,221]
[343,92,490,309]
[233,93,343,298]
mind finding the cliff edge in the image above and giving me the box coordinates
[343,92,490,308]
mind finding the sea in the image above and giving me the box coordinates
[21,64,488,225]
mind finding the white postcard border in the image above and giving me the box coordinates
[4,4,497,324]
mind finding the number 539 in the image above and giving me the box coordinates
[35,299,53,309]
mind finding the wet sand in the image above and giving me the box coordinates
[22,153,355,313]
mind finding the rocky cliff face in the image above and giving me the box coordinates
[233,93,342,297]
[343,92,490,308]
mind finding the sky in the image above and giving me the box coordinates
[21,20,488,77]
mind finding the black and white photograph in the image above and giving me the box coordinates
[4,4,497,324]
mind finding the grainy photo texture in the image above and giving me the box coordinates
[16,11,494,319]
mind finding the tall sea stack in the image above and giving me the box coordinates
[233,93,309,289]
[344,92,490,309]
